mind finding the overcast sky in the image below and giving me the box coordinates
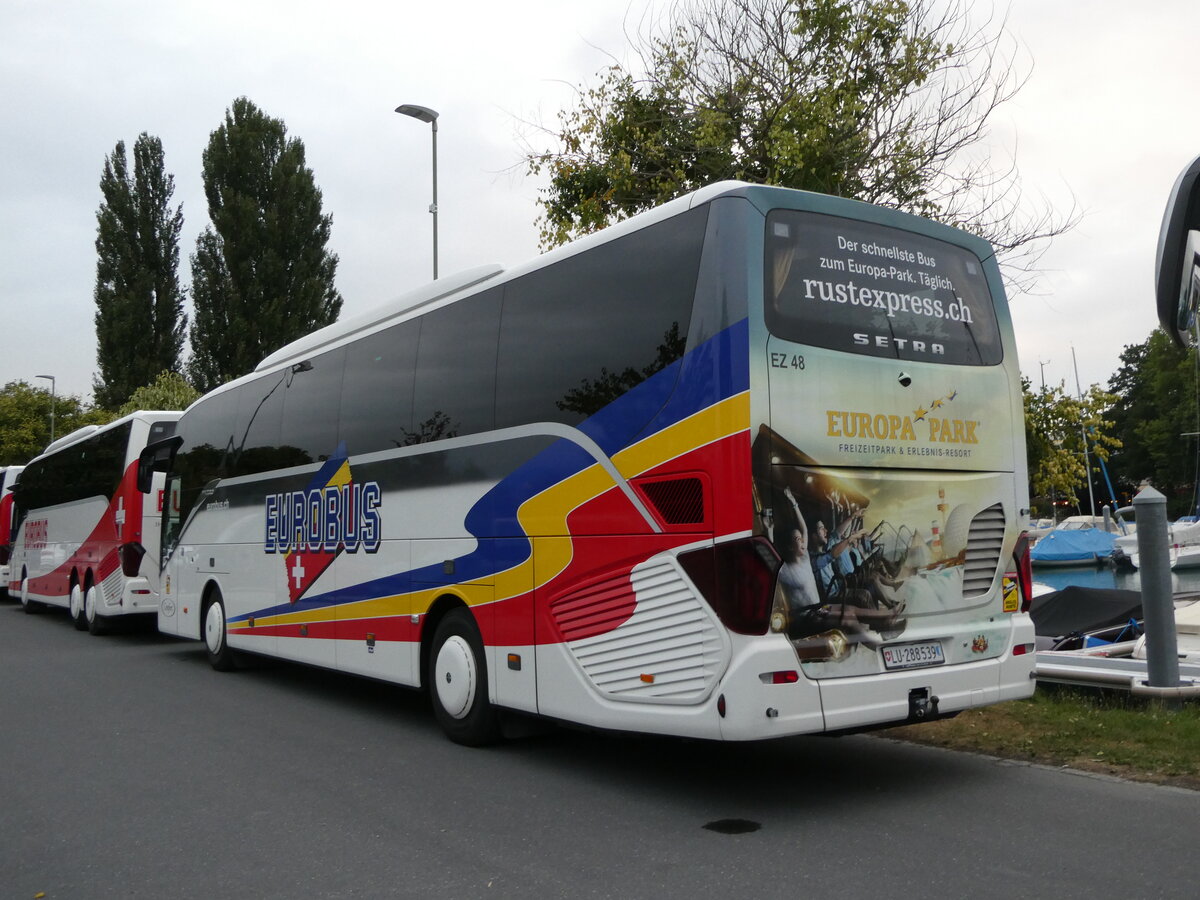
[1,0,1197,403]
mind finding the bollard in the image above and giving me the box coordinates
[1131,487,1181,689]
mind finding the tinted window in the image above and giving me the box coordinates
[411,288,502,442]
[764,210,1003,365]
[280,347,346,462]
[496,206,708,428]
[18,424,130,510]
[230,372,291,476]
[174,386,241,525]
[339,319,419,455]
[149,420,177,443]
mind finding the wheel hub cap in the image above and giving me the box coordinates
[434,636,476,719]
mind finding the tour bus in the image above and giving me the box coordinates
[0,465,24,596]
[10,411,179,632]
[141,181,1035,744]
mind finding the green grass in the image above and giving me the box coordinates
[885,687,1200,788]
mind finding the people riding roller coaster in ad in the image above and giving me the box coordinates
[776,486,905,651]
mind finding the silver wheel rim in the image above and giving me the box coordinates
[434,635,476,720]
[70,585,83,619]
[85,586,97,623]
[20,579,29,608]
[205,602,225,655]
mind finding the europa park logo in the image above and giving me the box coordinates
[825,389,979,445]
[262,446,382,603]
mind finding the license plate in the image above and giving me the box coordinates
[881,640,945,671]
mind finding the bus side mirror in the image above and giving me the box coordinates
[1156,153,1200,347]
[137,435,183,494]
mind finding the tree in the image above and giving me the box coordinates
[525,0,1070,288]
[93,133,188,410]
[1106,330,1199,517]
[1023,377,1120,518]
[117,370,201,417]
[0,382,114,466]
[189,97,343,393]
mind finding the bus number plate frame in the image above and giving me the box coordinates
[881,640,946,671]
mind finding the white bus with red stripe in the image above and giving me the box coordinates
[0,464,24,596]
[8,411,179,632]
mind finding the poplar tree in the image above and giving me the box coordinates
[188,97,343,392]
[93,133,187,409]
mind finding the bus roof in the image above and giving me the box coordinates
[247,180,997,385]
[32,410,181,463]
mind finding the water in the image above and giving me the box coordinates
[1033,562,1200,596]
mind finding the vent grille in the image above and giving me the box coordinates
[562,559,724,703]
[550,572,637,643]
[637,477,705,526]
[962,503,1006,598]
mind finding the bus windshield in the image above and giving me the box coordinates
[765,209,1003,365]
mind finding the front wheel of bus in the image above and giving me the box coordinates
[204,591,237,672]
[85,584,109,635]
[429,607,500,746]
[20,576,41,614]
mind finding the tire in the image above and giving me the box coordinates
[85,584,110,635]
[428,607,501,746]
[70,581,88,631]
[20,576,41,614]
[203,590,238,671]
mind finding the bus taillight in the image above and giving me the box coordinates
[679,538,781,635]
[119,542,146,578]
[1013,532,1033,612]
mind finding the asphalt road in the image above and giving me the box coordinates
[1,599,1196,900]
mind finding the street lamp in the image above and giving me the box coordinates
[36,374,55,442]
[395,103,439,280]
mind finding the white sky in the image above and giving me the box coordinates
[1,0,1196,402]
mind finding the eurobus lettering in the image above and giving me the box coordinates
[264,480,382,555]
[139,181,1035,745]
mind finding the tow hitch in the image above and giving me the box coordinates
[908,687,939,721]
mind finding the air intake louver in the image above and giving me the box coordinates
[962,503,1006,598]
[637,477,705,526]
[553,559,724,703]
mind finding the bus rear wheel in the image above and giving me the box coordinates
[85,584,109,635]
[428,607,501,746]
[70,581,88,630]
[203,590,238,671]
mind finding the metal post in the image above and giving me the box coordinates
[430,117,438,280]
[1131,486,1181,689]
[36,374,55,443]
[394,103,440,281]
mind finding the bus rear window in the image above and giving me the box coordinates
[764,210,1003,365]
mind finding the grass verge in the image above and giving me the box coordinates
[884,686,1200,790]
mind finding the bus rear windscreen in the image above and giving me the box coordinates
[764,210,1003,365]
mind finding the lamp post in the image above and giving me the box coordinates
[395,103,439,280]
[36,374,56,442]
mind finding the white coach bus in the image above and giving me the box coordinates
[10,411,179,632]
[140,182,1036,744]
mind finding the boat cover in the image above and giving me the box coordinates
[1030,528,1117,563]
[1029,586,1143,637]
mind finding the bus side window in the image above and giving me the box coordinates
[338,319,419,457]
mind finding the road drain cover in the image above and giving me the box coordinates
[703,818,761,834]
